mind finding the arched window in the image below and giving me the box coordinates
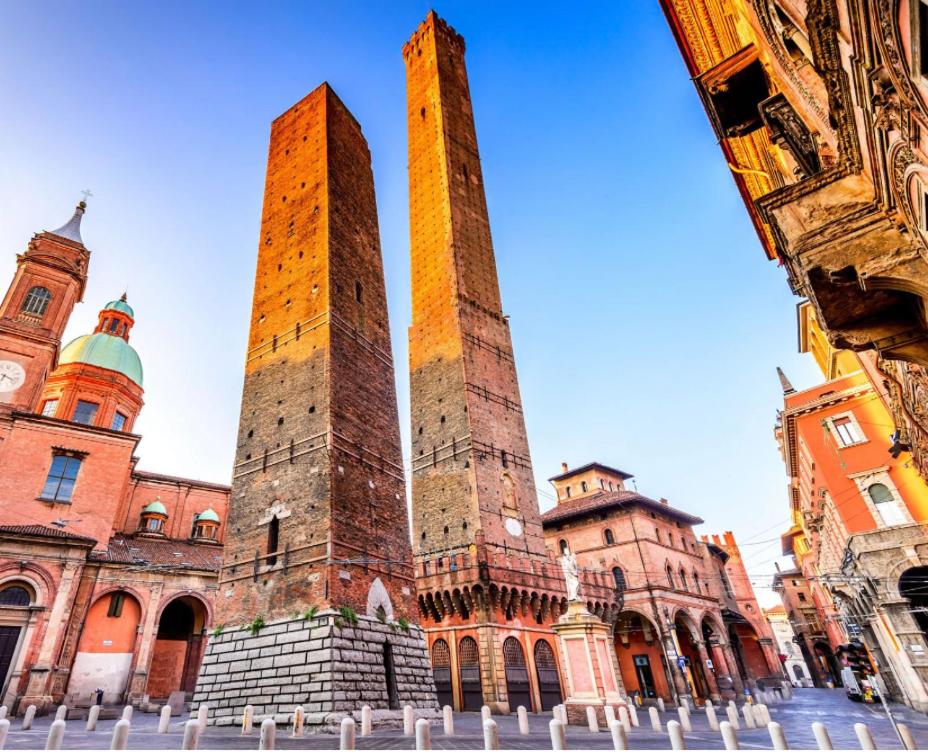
[558,539,568,555]
[566,486,571,498]
[666,566,675,589]
[600,478,605,489]
[0,583,32,606]
[612,567,626,591]
[693,571,701,594]
[21,286,51,316]
[679,569,688,591]
[581,481,588,493]
[655,528,661,544]
[266,516,280,566]
[868,483,907,526]
[603,529,615,545]
[609,481,614,491]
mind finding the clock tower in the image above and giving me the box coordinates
[0,202,90,413]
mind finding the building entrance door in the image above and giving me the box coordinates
[634,655,657,698]
[502,637,532,712]
[0,627,20,698]
[458,637,483,711]
[533,640,562,711]
[430,640,454,709]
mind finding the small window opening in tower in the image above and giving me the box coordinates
[355,281,363,303]
[266,516,279,566]
[443,525,449,534]
[309,405,316,414]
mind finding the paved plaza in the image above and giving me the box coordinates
[2,689,928,750]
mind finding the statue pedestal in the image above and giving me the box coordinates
[553,600,625,726]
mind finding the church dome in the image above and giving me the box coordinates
[195,508,220,523]
[59,332,143,387]
[102,296,135,318]
[142,500,167,515]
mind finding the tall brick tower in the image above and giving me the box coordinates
[193,83,437,728]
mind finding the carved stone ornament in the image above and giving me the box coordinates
[760,93,822,178]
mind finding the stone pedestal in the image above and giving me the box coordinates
[192,610,439,731]
[553,601,625,726]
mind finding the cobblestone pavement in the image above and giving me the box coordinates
[3,688,928,749]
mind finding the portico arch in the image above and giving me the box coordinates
[146,595,208,700]
[614,610,672,702]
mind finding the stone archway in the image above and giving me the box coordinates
[146,595,208,700]
[674,613,709,702]
[614,610,672,702]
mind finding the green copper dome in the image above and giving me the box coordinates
[195,508,220,523]
[103,296,134,318]
[59,333,143,387]
[142,500,167,515]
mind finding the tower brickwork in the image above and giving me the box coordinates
[194,83,437,728]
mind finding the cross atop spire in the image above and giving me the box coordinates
[48,199,87,245]
[777,366,796,395]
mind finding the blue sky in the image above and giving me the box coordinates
[0,1,823,603]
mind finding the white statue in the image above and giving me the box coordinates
[560,547,581,602]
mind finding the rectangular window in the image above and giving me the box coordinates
[41,399,59,417]
[107,593,124,618]
[40,454,82,502]
[831,415,863,447]
[72,400,99,425]
[798,592,807,602]
[111,412,127,432]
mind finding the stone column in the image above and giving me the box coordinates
[693,640,721,703]
[128,584,163,703]
[664,628,691,706]
[719,642,746,700]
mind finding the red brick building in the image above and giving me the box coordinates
[541,462,780,705]
[0,202,229,714]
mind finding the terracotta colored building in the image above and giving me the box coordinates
[0,203,229,714]
[541,462,780,706]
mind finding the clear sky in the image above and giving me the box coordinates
[0,1,825,604]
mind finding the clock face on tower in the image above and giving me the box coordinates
[0,360,26,392]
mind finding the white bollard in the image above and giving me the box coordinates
[650,706,662,732]
[741,704,756,729]
[558,704,569,725]
[339,718,355,751]
[899,723,917,750]
[55,705,67,722]
[720,721,740,750]
[587,706,599,733]
[768,721,789,750]
[86,705,101,732]
[657,697,666,713]
[678,706,692,733]
[726,704,740,730]
[21,705,36,730]
[618,705,631,732]
[442,705,454,736]
[604,705,616,726]
[812,721,832,750]
[404,705,415,736]
[629,703,639,728]
[855,723,876,750]
[0,707,6,721]
[260,718,277,751]
[609,719,628,750]
[110,719,130,750]
[482,718,499,750]
[517,705,529,735]
[549,718,566,751]
[197,704,208,731]
[0,719,8,751]
[706,703,719,732]
[157,705,171,734]
[416,718,431,750]
[291,706,304,738]
[121,705,133,722]
[182,719,200,750]
[241,705,254,735]
[668,720,686,750]
[361,705,372,737]
[45,719,65,750]
[755,704,770,726]
[481,704,491,722]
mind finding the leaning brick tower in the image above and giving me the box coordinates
[193,83,437,729]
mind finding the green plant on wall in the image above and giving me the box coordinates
[302,606,318,621]
[334,605,359,629]
[210,624,225,638]
[243,616,266,636]
[396,617,410,633]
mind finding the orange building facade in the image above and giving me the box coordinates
[0,203,229,714]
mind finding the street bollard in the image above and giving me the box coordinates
[619,705,631,732]
[720,721,740,750]
[604,705,616,726]
[768,721,789,750]
[0,719,8,751]
[121,705,133,722]
[242,705,254,735]
[158,705,171,734]
[442,705,454,736]
[46,720,65,750]
[182,719,201,750]
[899,723,918,750]
[361,705,372,737]
[481,704,491,722]
[678,706,692,733]
[657,697,666,713]
[21,705,36,731]
[668,720,686,750]
[557,705,569,725]
[706,703,719,732]
[482,718,499,750]
[197,704,208,731]
[649,706,662,732]
[629,703,639,728]
[404,705,415,736]
[517,705,529,735]
[291,706,304,738]
[549,718,566,751]
[86,705,101,732]
[726,704,740,731]
[0,707,6,721]
[260,719,277,751]
[854,723,876,750]
[609,720,627,750]
[756,704,770,726]
[416,718,431,751]
[55,705,67,721]
[741,704,756,729]
[587,706,599,733]
[110,719,130,750]
[812,722,832,751]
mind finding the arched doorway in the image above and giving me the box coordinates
[701,618,730,697]
[146,596,207,700]
[675,614,709,702]
[900,567,928,640]
[614,611,672,701]
[69,590,142,704]
[0,582,34,704]
[813,641,841,687]
[502,637,532,711]
[533,639,562,710]
[458,636,483,711]
[431,639,453,709]
[726,614,773,682]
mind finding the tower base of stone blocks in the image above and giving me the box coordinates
[192,610,439,731]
